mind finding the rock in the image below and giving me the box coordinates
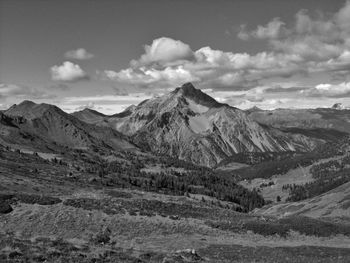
[332,103,345,110]
[162,248,203,263]
[0,201,13,214]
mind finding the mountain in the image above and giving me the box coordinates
[331,103,348,110]
[72,108,108,125]
[2,100,136,152]
[83,83,321,167]
[245,106,264,114]
[248,107,350,134]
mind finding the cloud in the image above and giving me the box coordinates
[103,38,304,90]
[64,48,94,60]
[131,37,195,67]
[48,83,71,90]
[105,65,198,88]
[301,82,350,98]
[263,85,309,93]
[238,1,350,62]
[239,18,287,40]
[50,61,89,82]
[0,83,55,106]
[99,2,350,109]
[237,25,250,41]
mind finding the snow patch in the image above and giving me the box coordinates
[189,115,211,133]
[186,98,209,113]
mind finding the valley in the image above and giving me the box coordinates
[0,83,349,262]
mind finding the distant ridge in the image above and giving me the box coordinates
[2,100,136,152]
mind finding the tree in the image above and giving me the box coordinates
[276,195,281,202]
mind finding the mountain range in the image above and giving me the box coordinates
[1,82,350,261]
[1,83,349,167]
[73,83,333,166]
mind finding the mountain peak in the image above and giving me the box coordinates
[174,82,222,108]
[5,100,62,119]
[18,100,36,107]
[246,106,263,114]
[332,103,345,110]
[179,82,197,93]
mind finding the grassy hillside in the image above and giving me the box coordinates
[1,144,349,262]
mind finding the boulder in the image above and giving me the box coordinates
[0,201,13,214]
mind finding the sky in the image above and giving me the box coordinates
[1,0,350,113]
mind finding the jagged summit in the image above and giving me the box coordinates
[176,82,200,97]
[174,82,223,108]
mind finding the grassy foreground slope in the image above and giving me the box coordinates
[0,147,350,262]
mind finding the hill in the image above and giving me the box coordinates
[2,100,136,153]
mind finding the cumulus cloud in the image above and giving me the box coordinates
[131,37,194,67]
[50,61,89,82]
[99,2,350,109]
[64,48,94,60]
[238,1,350,63]
[103,37,304,89]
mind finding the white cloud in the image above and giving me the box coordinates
[0,83,55,109]
[302,82,350,97]
[50,61,89,82]
[64,48,94,60]
[104,39,304,90]
[0,83,53,99]
[238,1,350,63]
[99,2,350,109]
[239,18,287,40]
[131,37,194,67]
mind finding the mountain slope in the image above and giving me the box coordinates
[97,83,319,167]
[248,107,350,134]
[256,181,350,219]
[71,108,107,125]
[2,101,136,152]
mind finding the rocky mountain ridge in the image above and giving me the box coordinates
[77,83,321,167]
